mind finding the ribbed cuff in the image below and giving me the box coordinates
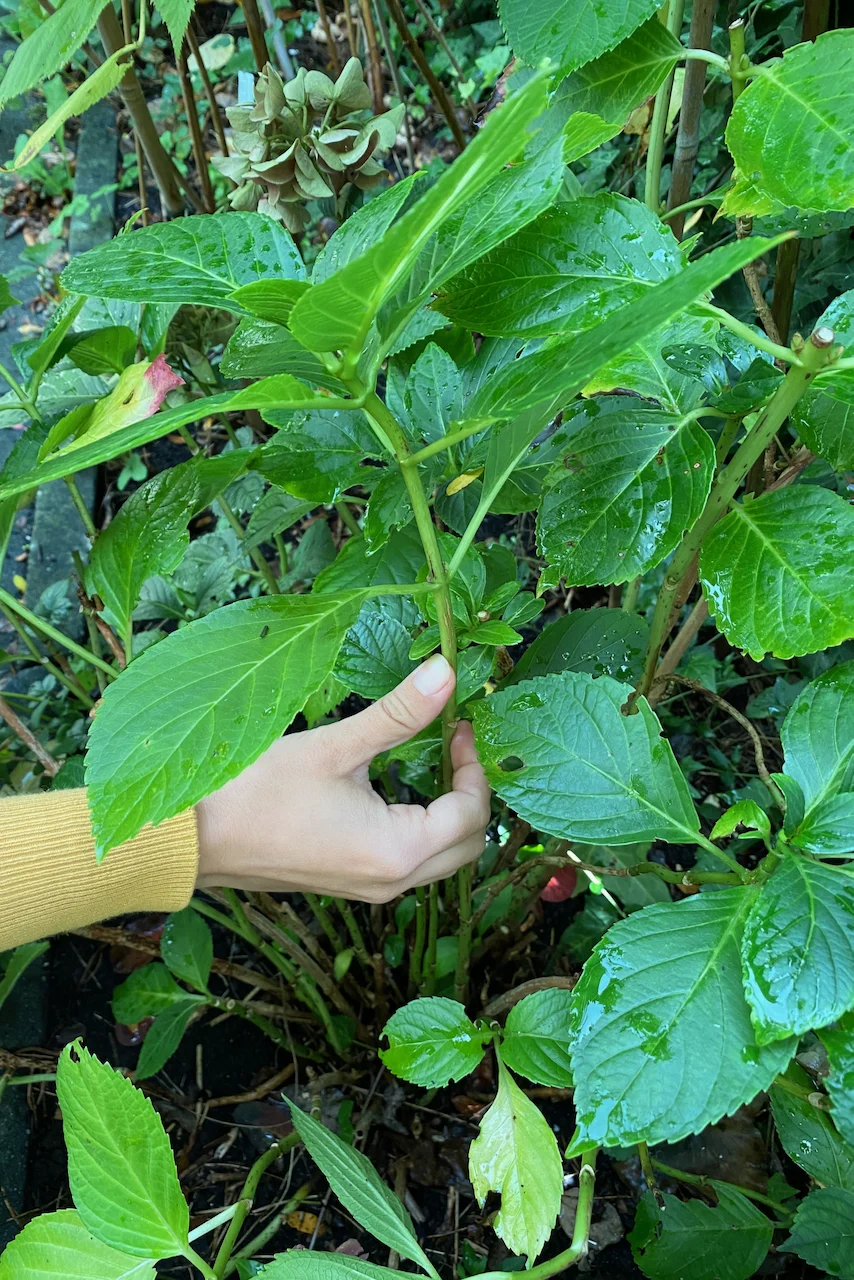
[0,789,199,950]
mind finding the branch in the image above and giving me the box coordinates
[0,696,59,775]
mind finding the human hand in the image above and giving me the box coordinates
[195,654,491,902]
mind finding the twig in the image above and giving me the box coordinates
[481,977,576,1019]
[0,696,60,775]
[187,25,230,159]
[359,0,384,113]
[315,0,341,73]
[372,0,415,171]
[492,818,532,877]
[205,1064,294,1109]
[385,0,466,152]
[644,0,685,212]
[638,1141,665,1209]
[241,0,270,74]
[666,0,716,238]
[178,43,216,212]
[651,1157,794,1217]
[648,596,709,698]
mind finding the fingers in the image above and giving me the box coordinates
[402,832,486,891]
[322,654,456,771]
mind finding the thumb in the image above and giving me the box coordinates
[330,653,455,768]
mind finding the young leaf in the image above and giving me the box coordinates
[822,1014,854,1147]
[314,525,425,593]
[256,1255,410,1280]
[0,1209,156,1280]
[437,195,685,338]
[157,0,195,52]
[112,962,188,1025]
[469,1055,563,1262]
[780,661,854,857]
[501,988,574,1087]
[0,0,110,108]
[0,940,48,1013]
[62,213,305,310]
[725,31,854,214]
[337,600,418,700]
[228,279,312,325]
[134,998,206,1082]
[505,609,649,686]
[57,1043,189,1258]
[472,672,700,845]
[779,1187,854,1276]
[220,319,338,389]
[536,398,714,587]
[568,890,796,1150]
[363,469,413,554]
[161,908,213,991]
[244,488,314,553]
[710,799,771,842]
[499,0,659,74]
[741,853,854,1043]
[380,997,491,1086]
[85,592,368,855]
[62,325,137,377]
[312,173,423,283]
[628,1184,774,1280]
[288,70,550,354]
[770,1066,854,1190]
[699,487,854,661]
[285,1102,433,1272]
[401,343,463,446]
[257,409,382,503]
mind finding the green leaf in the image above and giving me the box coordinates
[469,1056,563,1262]
[0,0,110,107]
[499,0,659,74]
[112,962,187,1025]
[62,325,137,376]
[62,214,305,310]
[258,408,381,503]
[770,1065,854,1190]
[135,999,206,1082]
[401,342,462,446]
[288,71,550,354]
[363,469,412,554]
[568,890,796,1150]
[628,1184,774,1280]
[228,279,311,326]
[725,31,854,214]
[584,314,719,413]
[57,1043,189,1258]
[556,18,684,125]
[0,1210,156,1280]
[256,1255,408,1280]
[822,1014,854,1147]
[506,608,649,686]
[312,174,423,283]
[473,671,700,845]
[85,592,367,855]
[437,195,685,338]
[537,398,714,587]
[465,620,522,646]
[0,940,48,1013]
[780,1187,854,1276]
[285,1103,433,1271]
[314,525,425,594]
[792,391,854,471]
[380,997,491,1086]
[244,488,313,553]
[699,487,854,661]
[742,853,854,1043]
[220,319,338,389]
[161,908,213,991]
[710,799,770,842]
[337,599,418,700]
[781,660,854,856]
[157,0,194,52]
[0,274,19,315]
[501,989,574,1087]
[86,465,198,639]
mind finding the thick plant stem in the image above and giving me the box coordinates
[644,0,685,212]
[385,0,466,153]
[621,576,641,613]
[336,899,372,972]
[728,19,748,104]
[212,1132,301,1277]
[633,332,835,705]
[714,414,742,465]
[304,893,344,950]
[771,238,801,345]
[666,0,716,238]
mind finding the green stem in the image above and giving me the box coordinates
[662,188,727,222]
[212,1132,301,1277]
[223,1184,310,1276]
[0,586,116,677]
[63,476,97,541]
[714,414,743,465]
[0,360,31,404]
[681,47,731,74]
[185,1248,218,1280]
[2,1072,57,1086]
[772,1071,831,1110]
[454,862,473,1004]
[335,500,362,536]
[404,418,493,466]
[651,1158,793,1217]
[188,1204,240,1242]
[644,0,686,212]
[336,899,372,971]
[728,19,748,103]
[409,886,426,992]
[0,602,97,707]
[622,576,641,612]
[424,881,439,996]
[699,302,798,365]
[303,893,345,950]
[638,1141,665,1207]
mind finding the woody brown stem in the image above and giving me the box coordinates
[0,696,60,775]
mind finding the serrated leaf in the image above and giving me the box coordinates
[725,31,854,214]
[710,799,770,842]
[499,0,659,75]
[229,279,311,326]
[380,997,490,1086]
[257,409,381,503]
[699,487,854,661]
[135,999,206,1081]
[792,391,854,471]
[770,1065,854,1190]
[437,195,684,338]
[0,1209,156,1280]
[312,174,423,283]
[156,0,194,50]
[780,1187,854,1276]
[257,1255,407,1280]
[501,989,574,1087]
[285,1103,432,1271]
[244,488,313,553]
[628,1184,774,1280]
[62,325,137,376]
[85,592,367,855]
[57,1043,189,1258]
[336,600,418,699]
[0,0,110,107]
[537,397,714,587]
[584,314,719,414]
[112,962,188,1025]
[220,319,337,389]
[741,852,854,1043]
[568,890,796,1150]
[401,343,462,446]
[506,608,649,686]
[781,660,854,856]
[473,671,700,845]
[314,525,425,594]
[363,469,412,553]
[556,18,684,126]
[62,214,305,310]
[161,908,213,991]
[469,1056,563,1262]
[822,1014,854,1147]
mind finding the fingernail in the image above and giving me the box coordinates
[413,653,452,695]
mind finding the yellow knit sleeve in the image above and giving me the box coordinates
[0,790,199,950]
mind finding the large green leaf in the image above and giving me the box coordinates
[583,314,719,414]
[792,391,854,471]
[161,908,213,991]
[257,408,382,503]
[780,661,854,857]
[85,592,367,855]
[401,342,462,446]
[472,671,700,845]
[285,1103,433,1272]
[112,963,188,1025]
[0,1210,155,1280]
[725,31,854,214]
[556,18,684,125]
[220,319,337,388]
[380,997,491,1086]
[741,852,854,1043]
[62,214,305,310]
[336,598,418,699]
[0,0,110,107]
[506,608,649,685]
[469,1056,563,1262]
[57,1044,189,1258]
[536,398,714,587]
[770,1066,854,1190]
[312,174,422,283]
[501,989,574,1087]
[314,525,425,593]
[822,1014,854,1147]
[699,487,854,661]
[499,0,659,75]
[288,71,549,354]
[437,195,684,338]
[258,1256,408,1280]
[568,890,796,1150]
[780,1188,854,1277]
[628,1185,774,1280]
